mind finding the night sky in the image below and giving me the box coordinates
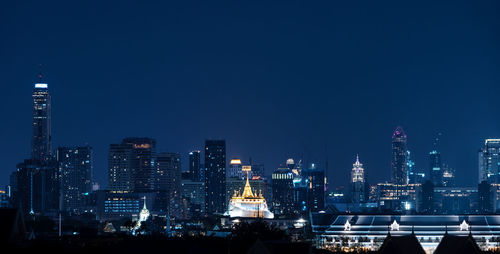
[1,0,500,189]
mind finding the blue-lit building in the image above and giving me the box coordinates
[429,150,443,187]
[311,213,500,253]
[57,146,93,215]
[272,167,295,216]
[391,127,408,185]
[204,139,226,215]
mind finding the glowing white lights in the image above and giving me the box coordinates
[460,220,469,231]
[344,220,351,231]
[390,220,400,231]
[34,83,48,89]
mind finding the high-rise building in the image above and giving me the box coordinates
[350,155,365,203]
[156,152,182,217]
[108,143,134,191]
[441,164,455,187]
[429,150,442,187]
[15,159,59,216]
[391,127,408,185]
[188,150,201,181]
[479,139,500,184]
[31,80,52,163]
[108,138,156,192]
[181,179,205,218]
[251,164,265,178]
[407,150,416,184]
[305,164,325,212]
[272,167,295,216]
[204,140,226,215]
[57,146,92,214]
[227,159,243,179]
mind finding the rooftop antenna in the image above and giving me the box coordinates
[433,132,442,150]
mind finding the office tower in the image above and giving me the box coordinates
[204,140,226,215]
[271,167,295,215]
[156,152,182,217]
[31,79,52,163]
[188,150,201,181]
[479,139,500,184]
[305,164,325,212]
[57,146,92,214]
[15,159,59,215]
[181,179,205,219]
[108,143,134,191]
[251,164,265,178]
[441,164,455,187]
[429,150,442,187]
[407,150,416,184]
[108,138,156,192]
[478,181,493,214]
[391,127,408,185]
[350,155,365,203]
[420,180,434,214]
[227,159,243,179]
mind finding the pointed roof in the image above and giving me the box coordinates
[379,234,426,254]
[241,173,255,198]
[392,126,407,139]
[434,234,481,254]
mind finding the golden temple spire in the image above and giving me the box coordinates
[241,170,254,198]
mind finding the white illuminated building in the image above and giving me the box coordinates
[225,166,274,219]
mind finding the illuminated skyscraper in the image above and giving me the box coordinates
[108,138,156,192]
[156,152,182,217]
[31,78,52,162]
[272,167,295,215]
[391,127,408,185]
[479,139,500,184]
[188,150,201,181]
[227,158,243,179]
[429,150,442,187]
[57,146,92,214]
[350,155,365,203]
[204,140,226,215]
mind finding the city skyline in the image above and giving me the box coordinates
[2,1,500,190]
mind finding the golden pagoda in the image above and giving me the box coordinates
[226,166,274,219]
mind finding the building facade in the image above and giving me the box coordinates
[391,127,408,185]
[57,146,93,214]
[204,140,226,215]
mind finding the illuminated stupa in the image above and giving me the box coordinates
[226,166,274,219]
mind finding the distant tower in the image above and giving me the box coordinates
[350,155,365,203]
[31,70,52,163]
[479,139,500,184]
[429,150,442,186]
[204,140,226,215]
[391,127,408,185]
[227,159,243,179]
[57,146,93,214]
[188,150,201,181]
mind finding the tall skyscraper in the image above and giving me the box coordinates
[31,79,52,163]
[305,164,325,212]
[108,138,156,192]
[350,155,365,203]
[391,127,408,185]
[108,143,133,191]
[57,146,92,214]
[406,150,415,184]
[156,152,182,217]
[227,158,243,179]
[204,140,226,215]
[272,167,295,216]
[479,139,500,184]
[429,150,442,186]
[188,150,201,181]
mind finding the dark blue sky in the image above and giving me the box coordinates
[1,0,499,189]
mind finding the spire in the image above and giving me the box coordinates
[356,154,359,163]
[242,171,254,198]
[143,196,147,210]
